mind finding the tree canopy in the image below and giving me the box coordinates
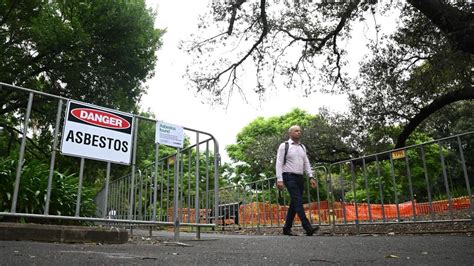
[1,0,163,112]
[351,4,473,148]
[224,108,360,183]
[0,0,163,185]
[184,0,473,148]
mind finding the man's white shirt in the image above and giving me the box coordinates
[276,138,313,182]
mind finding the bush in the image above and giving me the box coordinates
[0,158,96,217]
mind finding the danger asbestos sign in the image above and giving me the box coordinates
[60,101,134,165]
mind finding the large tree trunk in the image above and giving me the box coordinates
[408,0,474,54]
[395,87,474,148]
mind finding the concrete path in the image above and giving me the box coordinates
[1,229,473,265]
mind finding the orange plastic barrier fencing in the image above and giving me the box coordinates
[166,196,471,226]
[166,208,209,223]
[237,196,471,225]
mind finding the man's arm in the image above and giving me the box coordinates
[303,152,313,178]
[275,143,285,182]
[303,152,317,188]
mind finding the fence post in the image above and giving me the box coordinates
[362,158,373,222]
[456,136,473,225]
[438,141,454,220]
[350,161,360,234]
[214,141,220,231]
[195,132,201,239]
[138,170,143,220]
[128,116,139,221]
[102,162,111,218]
[326,166,336,226]
[405,152,417,221]
[338,164,347,224]
[75,157,85,217]
[316,167,323,226]
[375,155,386,222]
[389,154,401,222]
[173,148,181,242]
[45,99,63,215]
[11,92,34,213]
[153,144,160,221]
[205,142,210,223]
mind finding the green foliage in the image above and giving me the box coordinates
[302,110,362,162]
[226,108,316,184]
[225,108,368,185]
[0,0,164,192]
[433,187,469,201]
[125,142,225,217]
[0,0,163,112]
[340,132,472,204]
[0,157,96,217]
[352,5,473,147]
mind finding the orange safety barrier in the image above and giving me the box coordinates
[165,196,471,226]
[238,202,325,226]
[237,196,472,225]
[334,196,472,222]
[166,208,209,223]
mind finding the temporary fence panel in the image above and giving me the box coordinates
[326,132,473,226]
[217,166,329,229]
[95,130,220,223]
[0,82,219,240]
[217,133,473,230]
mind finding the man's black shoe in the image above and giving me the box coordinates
[283,229,297,236]
[306,225,320,236]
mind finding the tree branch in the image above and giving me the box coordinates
[0,123,50,159]
[395,86,474,148]
[227,0,247,35]
[331,33,345,89]
[407,0,474,54]
[187,32,228,52]
[0,0,18,26]
[309,0,360,53]
[197,0,269,93]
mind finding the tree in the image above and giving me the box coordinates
[226,108,314,183]
[0,0,164,213]
[350,4,473,148]
[341,132,466,204]
[0,157,96,217]
[184,0,472,147]
[1,0,162,112]
[407,0,473,54]
[226,108,362,184]
[303,108,361,162]
[185,0,471,94]
[0,0,163,175]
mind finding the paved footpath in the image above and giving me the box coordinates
[0,230,473,265]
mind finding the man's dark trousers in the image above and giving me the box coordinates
[282,172,312,232]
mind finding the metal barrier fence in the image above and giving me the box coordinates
[218,166,329,231]
[0,82,219,240]
[326,131,473,227]
[1,81,472,236]
[94,132,220,238]
[217,132,473,230]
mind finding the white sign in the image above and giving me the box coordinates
[155,121,184,148]
[60,101,134,165]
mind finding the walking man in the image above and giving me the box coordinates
[276,125,319,236]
